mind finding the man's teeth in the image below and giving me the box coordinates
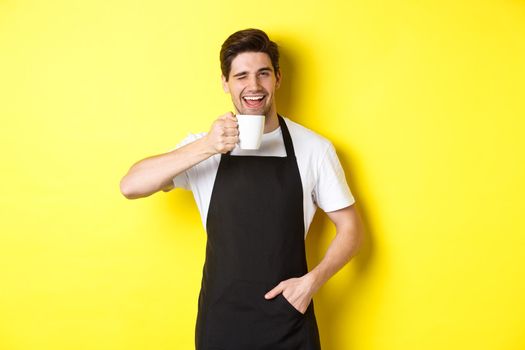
[244,96,264,100]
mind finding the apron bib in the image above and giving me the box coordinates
[195,115,321,350]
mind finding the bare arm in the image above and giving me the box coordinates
[308,204,364,291]
[119,112,239,199]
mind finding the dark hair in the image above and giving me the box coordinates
[220,28,280,81]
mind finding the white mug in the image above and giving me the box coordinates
[236,114,265,150]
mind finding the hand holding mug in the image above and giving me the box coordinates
[205,112,239,154]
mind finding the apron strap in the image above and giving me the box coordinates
[278,115,296,158]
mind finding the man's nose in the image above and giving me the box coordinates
[246,74,261,90]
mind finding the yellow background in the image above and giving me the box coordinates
[1,0,524,349]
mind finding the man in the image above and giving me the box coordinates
[120,28,363,350]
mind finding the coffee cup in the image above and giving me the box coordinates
[236,114,265,150]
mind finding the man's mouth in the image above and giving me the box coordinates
[242,95,266,109]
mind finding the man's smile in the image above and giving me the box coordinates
[242,94,266,109]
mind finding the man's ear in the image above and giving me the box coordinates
[221,75,230,93]
[275,70,282,89]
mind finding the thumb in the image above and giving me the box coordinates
[264,283,284,299]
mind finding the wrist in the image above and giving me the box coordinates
[305,269,325,295]
[199,134,218,156]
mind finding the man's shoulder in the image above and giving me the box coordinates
[180,131,207,144]
[169,131,207,151]
[283,117,332,152]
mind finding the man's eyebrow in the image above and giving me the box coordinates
[232,67,273,77]
[232,71,248,77]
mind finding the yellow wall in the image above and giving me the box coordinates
[1,0,524,349]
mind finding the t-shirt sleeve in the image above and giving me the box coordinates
[313,143,355,212]
[168,133,205,191]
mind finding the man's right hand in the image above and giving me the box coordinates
[204,112,239,154]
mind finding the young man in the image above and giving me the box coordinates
[120,28,363,350]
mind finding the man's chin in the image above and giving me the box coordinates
[234,102,270,116]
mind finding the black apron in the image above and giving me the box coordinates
[195,115,321,350]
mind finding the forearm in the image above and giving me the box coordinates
[307,221,363,293]
[120,136,214,199]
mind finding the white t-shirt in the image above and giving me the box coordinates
[167,117,355,237]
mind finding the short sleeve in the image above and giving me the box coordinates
[168,133,206,191]
[313,143,355,212]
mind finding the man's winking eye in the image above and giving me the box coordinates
[232,67,273,80]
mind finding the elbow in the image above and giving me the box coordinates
[343,222,365,256]
[353,224,365,256]
[120,177,141,199]
[356,229,365,253]
[119,175,158,199]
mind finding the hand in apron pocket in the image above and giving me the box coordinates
[207,279,306,348]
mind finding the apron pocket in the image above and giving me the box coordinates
[207,279,305,349]
[277,293,306,317]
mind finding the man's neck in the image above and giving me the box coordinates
[264,112,280,134]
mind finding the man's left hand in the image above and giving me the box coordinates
[264,274,316,314]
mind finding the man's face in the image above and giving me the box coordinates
[222,51,281,116]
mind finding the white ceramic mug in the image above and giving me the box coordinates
[236,114,265,150]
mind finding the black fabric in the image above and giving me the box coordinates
[196,115,321,350]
